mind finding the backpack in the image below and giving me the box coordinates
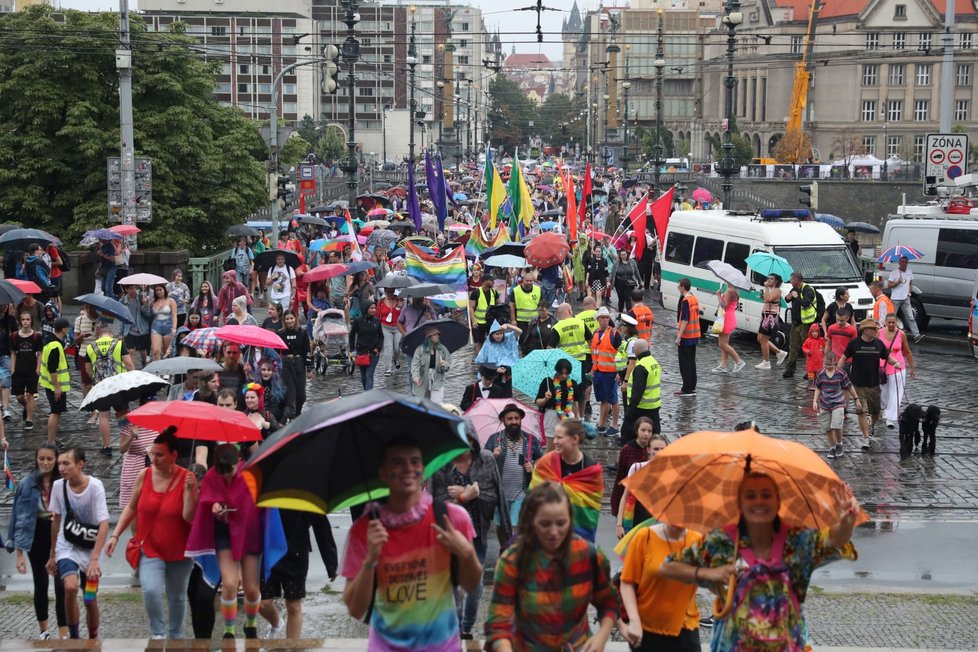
[25,257,52,290]
[814,290,826,324]
[92,338,120,384]
[725,524,803,651]
[55,246,71,272]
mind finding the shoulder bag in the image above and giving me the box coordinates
[62,481,99,550]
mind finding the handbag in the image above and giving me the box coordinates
[711,309,726,335]
[62,481,98,550]
[879,333,896,385]
[354,353,372,367]
[222,256,236,272]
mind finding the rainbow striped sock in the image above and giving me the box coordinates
[221,597,237,635]
[244,599,260,627]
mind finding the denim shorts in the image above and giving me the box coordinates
[0,355,10,389]
[57,558,86,581]
[592,370,619,404]
[151,319,173,337]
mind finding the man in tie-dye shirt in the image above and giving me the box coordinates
[341,436,482,651]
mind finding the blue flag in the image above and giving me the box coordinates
[406,157,422,230]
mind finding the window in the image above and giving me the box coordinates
[215,82,231,93]
[211,26,227,37]
[862,135,876,155]
[894,4,906,17]
[862,64,878,86]
[239,64,249,74]
[887,99,902,121]
[866,33,880,49]
[692,237,724,267]
[665,232,694,265]
[957,63,972,86]
[461,22,470,31]
[936,229,978,269]
[458,56,469,65]
[915,63,931,85]
[220,62,231,75]
[422,55,431,64]
[892,32,906,50]
[383,54,391,63]
[358,87,374,96]
[887,135,901,158]
[262,65,270,75]
[283,83,296,94]
[258,83,271,93]
[283,102,297,114]
[889,64,904,85]
[918,32,932,50]
[790,35,803,54]
[914,135,925,162]
[459,39,468,48]
[955,99,969,121]
[913,99,929,121]
[724,242,750,274]
[861,100,877,121]
[771,247,862,283]
[962,33,973,49]
[237,83,250,94]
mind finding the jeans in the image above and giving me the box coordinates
[139,556,193,639]
[541,279,557,309]
[382,326,401,371]
[678,344,697,393]
[893,298,920,338]
[358,352,379,390]
[102,264,117,297]
[457,536,488,635]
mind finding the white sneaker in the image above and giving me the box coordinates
[732,361,746,373]
[886,421,896,429]
[1,408,10,421]
[754,361,771,370]
[38,632,52,640]
[860,437,872,451]
[269,622,286,639]
[776,351,788,366]
[711,366,728,373]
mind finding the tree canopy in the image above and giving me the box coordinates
[0,6,267,253]
[486,75,535,155]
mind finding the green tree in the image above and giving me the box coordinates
[704,127,754,168]
[951,124,978,169]
[317,124,346,164]
[537,93,586,151]
[0,6,267,253]
[637,126,675,162]
[278,134,313,172]
[487,75,535,154]
[296,114,318,145]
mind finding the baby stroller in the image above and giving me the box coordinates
[312,308,353,376]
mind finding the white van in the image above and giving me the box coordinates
[879,215,978,327]
[661,209,874,347]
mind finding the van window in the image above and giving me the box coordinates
[724,242,750,274]
[772,246,863,283]
[665,232,694,265]
[936,228,978,269]
[693,236,724,267]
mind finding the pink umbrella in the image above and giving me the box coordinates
[109,224,141,236]
[447,223,472,232]
[464,398,545,447]
[357,234,368,244]
[691,187,712,203]
[214,325,287,349]
[303,263,350,284]
[367,207,389,218]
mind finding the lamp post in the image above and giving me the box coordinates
[719,0,742,209]
[338,0,361,209]
[881,107,888,180]
[653,8,666,195]
[407,5,418,164]
[436,79,445,152]
[381,105,389,166]
[602,94,610,164]
[622,81,631,173]
[454,90,461,168]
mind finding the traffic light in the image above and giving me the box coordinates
[276,175,295,209]
[799,181,818,210]
[322,44,340,94]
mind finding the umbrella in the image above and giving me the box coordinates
[387,221,414,231]
[309,238,349,253]
[877,244,924,263]
[479,242,526,260]
[540,209,563,218]
[110,224,141,236]
[303,264,350,284]
[461,176,476,184]
[588,230,611,241]
[344,261,377,276]
[79,371,169,412]
[243,389,470,513]
[484,254,528,268]
[621,178,638,189]
[226,224,260,238]
[447,223,472,232]
[376,275,417,290]
[745,252,793,280]
[453,193,468,201]
[512,349,582,398]
[296,214,327,226]
[401,235,435,248]
[691,187,713,203]
[181,327,220,357]
[399,318,469,355]
[366,230,399,249]
[375,182,392,190]
[214,325,287,350]
[363,220,391,229]
[307,206,334,214]
[464,398,545,447]
[326,201,350,211]
[0,280,27,305]
[815,214,846,229]
[83,228,124,241]
[0,223,22,235]
[143,357,223,376]
[255,249,301,270]
[399,283,457,299]
[127,401,261,443]
[538,221,559,231]
[704,260,752,291]
[369,193,392,206]
[845,221,880,234]
[524,232,570,268]
[0,228,60,250]
[74,294,134,324]
[7,279,42,295]
[367,207,389,218]
[118,272,168,286]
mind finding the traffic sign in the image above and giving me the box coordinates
[924,133,969,196]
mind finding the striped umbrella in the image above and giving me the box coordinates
[876,245,924,263]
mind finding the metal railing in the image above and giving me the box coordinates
[188,248,231,295]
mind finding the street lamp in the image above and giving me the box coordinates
[602,94,610,164]
[719,0,743,209]
[881,106,888,180]
[407,5,418,164]
[382,105,390,166]
[653,8,666,195]
[338,0,361,209]
[454,90,461,168]
[622,81,631,173]
[436,80,445,151]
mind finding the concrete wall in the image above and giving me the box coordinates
[62,250,191,302]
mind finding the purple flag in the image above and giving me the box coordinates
[434,155,450,230]
[406,157,422,230]
[425,152,443,227]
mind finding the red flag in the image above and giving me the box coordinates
[628,195,650,261]
[566,171,577,242]
[578,161,592,225]
[652,186,676,253]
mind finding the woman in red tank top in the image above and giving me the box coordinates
[106,428,198,639]
[377,287,404,375]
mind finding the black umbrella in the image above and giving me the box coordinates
[621,178,638,189]
[375,182,392,190]
[296,214,327,226]
[846,221,880,234]
[75,293,134,324]
[368,193,392,206]
[479,242,526,260]
[307,206,334,214]
[0,280,27,305]
[592,188,608,195]
[387,221,414,231]
[399,283,457,299]
[226,224,260,238]
[243,389,469,513]
[254,249,301,270]
[540,208,563,218]
[399,318,470,355]
[376,275,418,290]
[0,228,60,250]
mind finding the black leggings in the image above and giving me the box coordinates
[187,564,218,639]
[631,627,700,652]
[282,356,307,419]
[615,280,634,313]
[28,518,66,626]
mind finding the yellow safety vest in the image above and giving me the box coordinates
[553,317,588,361]
[616,336,636,373]
[578,309,598,335]
[39,340,70,392]
[86,336,125,376]
[800,283,817,325]
[512,284,541,323]
[627,354,661,410]
[473,288,495,325]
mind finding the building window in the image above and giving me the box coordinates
[284,102,297,114]
[866,33,880,49]
[894,4,906,17]
[887,135,901,158]
[862,64,878,86]
[955,99,969,121]
[383,54,391,63]
[220,62,231,75]
[861,99,877,121]
[889,64,904,85]
[887,99,902,121]
[211,26,227,37]
[914,135,925,162]
[915,64,931,85]
[215,82,231,93]
[790,35,803,54]
[918,32,932,50]
[458,56,469,65]
[283,83,296,94]
[358,87,374,96]
[239,64,249,74]
[459,39,468,48]
[238,83,250,94]
[422,55,431,64]
[461,22,469,31]
[892,33,906,50]
[957,63,972,86]
[913,99,929,121]
[862,135,876,155]
[262,65,270,75]
[962,33,973,49]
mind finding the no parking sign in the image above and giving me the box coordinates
[925,133,969,196]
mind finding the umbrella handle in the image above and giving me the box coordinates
[712,533,740,619]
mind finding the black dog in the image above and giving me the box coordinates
[898,404,923,460]
[921,405,941,455]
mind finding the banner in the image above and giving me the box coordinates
[405,241,467,289]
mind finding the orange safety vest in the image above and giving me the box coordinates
[632,303,654,343]
[591,327,619,373]
[679,293,702,340]
[873,294,894,324]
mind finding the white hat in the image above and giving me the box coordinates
[596,307,612,318]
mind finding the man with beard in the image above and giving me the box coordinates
[483,404,543,536]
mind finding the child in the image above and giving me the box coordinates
[826,307,857,368]
[813,352,861,459]
[801,323,826,390]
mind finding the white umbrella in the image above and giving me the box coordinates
[704,260,752,291]
[79,370,169,412]
[143,357,223,376]
[118,273,168,286]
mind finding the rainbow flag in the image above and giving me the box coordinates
[344,209,362,261]
[464,224,510,258]
[3,452,14,491]
[404,241,467,290]
[530,450,603,543]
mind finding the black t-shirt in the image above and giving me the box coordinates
[261,317,282,332]
[10,331,42,375]
[560,451,596,478]
[844,337,888,387]
[824,301,854,328]
[536,376,578,411]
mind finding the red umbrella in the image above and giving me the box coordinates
[126,401,261,443]
[110,224,141,236]
[524,232,570,268]
[303,264,350,284]
[215,324,287,349]
[7,279,42,294]
[588,229,611,241]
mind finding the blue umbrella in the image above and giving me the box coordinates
[815,214,845,229]
[0,228,61,250]
[74,293,134,324]
[484,254,527,268]
[83,228,125,241]
[512,349,582,399]
[745,252,793,280]
[343,261,378,276]
[538,221,559,231]
[453,192,467,201]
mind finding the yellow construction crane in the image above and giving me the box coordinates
[781,0,821,162]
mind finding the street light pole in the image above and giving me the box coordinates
[622,81,631,173]
[720,0,742,209]
[881,108,888,180]
[382,105,389,167]
[338,0,361,210]
[653,8,666,195]
[407,5,417,164]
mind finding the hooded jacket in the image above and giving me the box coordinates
[473,321,521,368]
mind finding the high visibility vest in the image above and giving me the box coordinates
[616,336,636,373]
[679,294,702,340]
[591,328,619,373]
[873,294,894,324]
[628,355,662,410]
[553,317,588,361]
[39,341,70,392]
[800,283,817,325]
[577,309,598,335]
[86,336,125,375]
[512,284,541,323]
[632,304,654,342]
[473,288,495,325]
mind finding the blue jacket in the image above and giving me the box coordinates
[7,471,45,551]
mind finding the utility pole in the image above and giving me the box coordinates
[116,0,137,248]
[339,0,361,210]
[407,5,418,164]
[939,0,955,132]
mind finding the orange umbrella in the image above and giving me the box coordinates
[622,429,869,535]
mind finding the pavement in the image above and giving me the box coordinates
[0,291,976,649]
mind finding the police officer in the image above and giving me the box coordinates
[621,339,661,444]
